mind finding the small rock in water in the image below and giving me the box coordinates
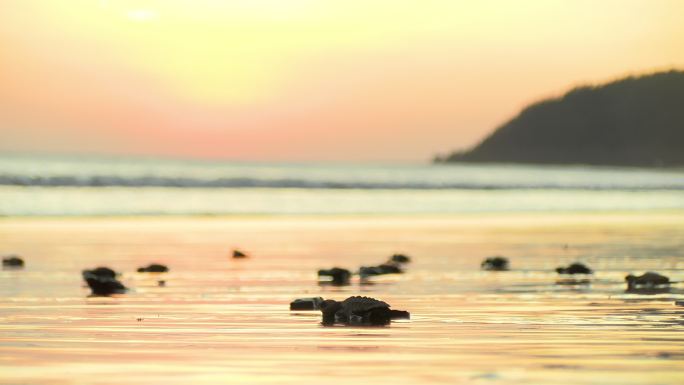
[2,255,24,268]
[481,256,509,271]
[389,309,411,319]
[290,297,325,311]
[137,263,169,273]
[359,263,403,277]
[82,266,127,296]
[317,267,351,285]
[556,263,592,275]
[388,254,411,264]
[320,296,410,326]
[157,280,166,287]
[232,249,248,258]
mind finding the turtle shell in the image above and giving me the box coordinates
[638,272,669,285]
[340,296,390,316]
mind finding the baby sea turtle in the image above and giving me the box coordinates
[137,263,169,273]
[625,272,670,290]
[320,296,410,326]
[317,267,351,285]
[556,263,592,275]
[359,263,403,278]
[2,255,24,268]
[481,256,509,271]
[232,249,248,259]
[82,266,117,279]
[82,266,127,296]
[388,254,411,264]
[290,297,325,311]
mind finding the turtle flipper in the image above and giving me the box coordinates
[365,308,392,326]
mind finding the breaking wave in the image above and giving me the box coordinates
[1,174,683,190]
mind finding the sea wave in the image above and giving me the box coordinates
[1,174,683,190]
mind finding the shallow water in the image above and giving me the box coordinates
[1,214,683,384]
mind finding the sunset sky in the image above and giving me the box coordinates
[1,0,683,162]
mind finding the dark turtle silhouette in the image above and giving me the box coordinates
[82,267,127,296]
[359,263,403,278]
[137,263,169,273]
[233,249,248,258]
[290,297,325,311]
[626,272,670,290]
[2,255,24,268]
[320,296,410,326]
[388,254,411,264]
[82,266,117,279]
[556,263,592,275]
[481,256,509,271]
[317,267,351,285]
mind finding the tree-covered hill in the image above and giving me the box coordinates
[439,70,684,167]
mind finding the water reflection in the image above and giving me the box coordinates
[555,278,592,286]
[0,216,683,385]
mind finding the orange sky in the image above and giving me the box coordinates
[1,0,683,162]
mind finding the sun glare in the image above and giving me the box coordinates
[127,9,158,22]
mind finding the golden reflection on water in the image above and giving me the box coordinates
[1,214,683,384]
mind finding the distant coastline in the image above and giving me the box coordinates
[437,70,684,167]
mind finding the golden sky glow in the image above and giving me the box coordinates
[1,0,683,161]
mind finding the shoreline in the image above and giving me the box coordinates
[2,210,683,227]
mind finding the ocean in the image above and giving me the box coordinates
[1,155,683,216]
[1,155,683,384]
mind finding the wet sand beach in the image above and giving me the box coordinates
[1,212,683,385]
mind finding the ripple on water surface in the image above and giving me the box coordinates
[0,215,683,385]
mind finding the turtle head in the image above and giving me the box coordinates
[320,299,342,314]
[320,299,342,325]
[625,274,636,289]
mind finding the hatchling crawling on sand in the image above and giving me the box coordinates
[625,272,670,290]
[2,255,24,268]
[556,263,592,275]
[137,263,169,273]
[481,256,509,271]
[320,296,410,326]
[82,266,127,296]
[317,267,351,285]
